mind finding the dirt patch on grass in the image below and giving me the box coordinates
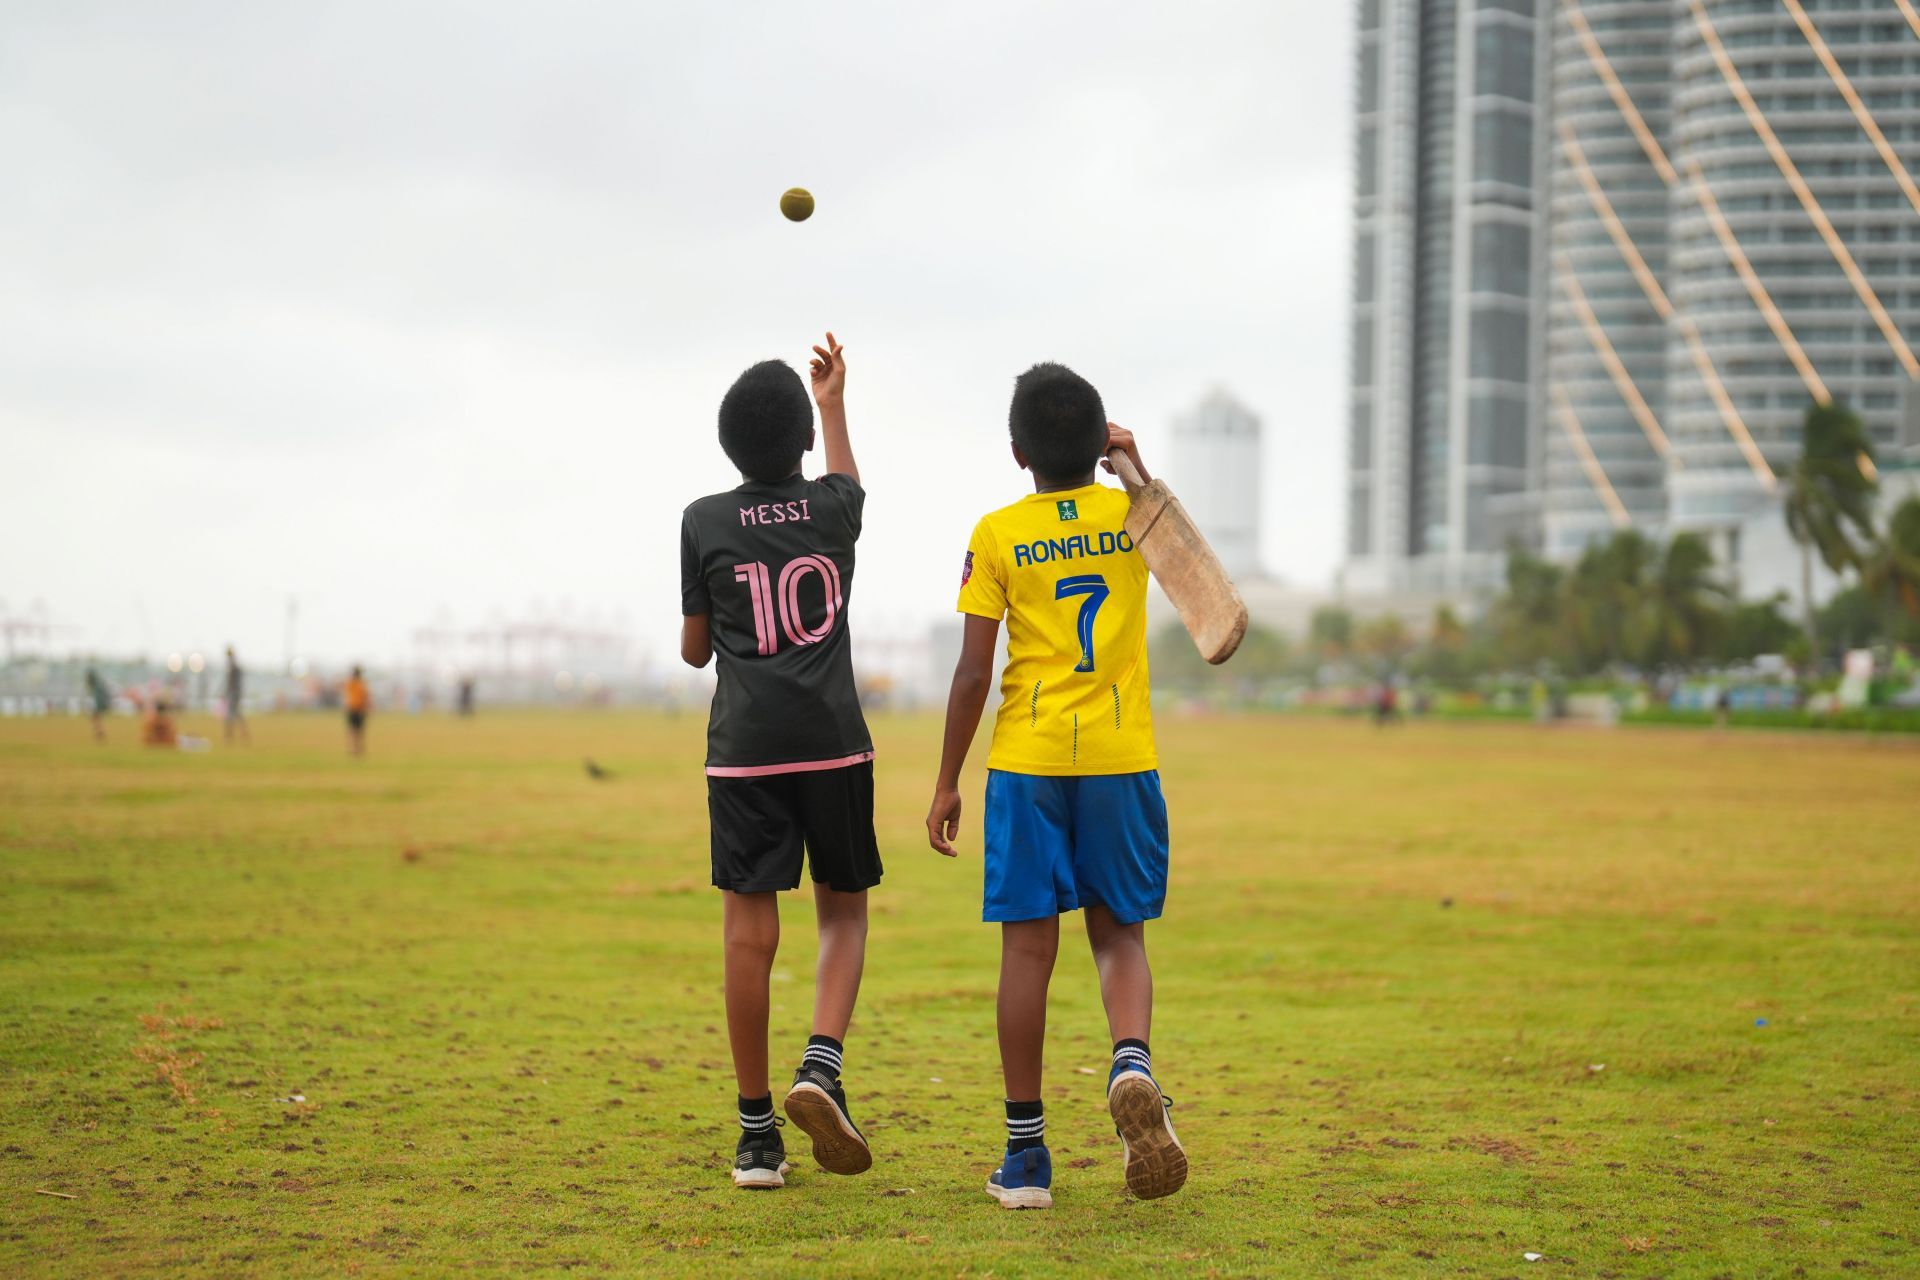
[1451,1135,1536,1163]
[131,1004,225,1124]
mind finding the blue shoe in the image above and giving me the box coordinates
[1108,1056,1151,1093]
[985,1145,1053,1210]
[1107,1071,1188,1200]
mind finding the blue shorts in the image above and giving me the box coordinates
[982,770,1170,925]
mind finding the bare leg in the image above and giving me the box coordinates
[810,884,867,1045]
[998,917,1059,1100]
[722,890,780,1099]
[1084,905,1152,1046]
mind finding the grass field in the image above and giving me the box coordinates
[2,710,1916,1278]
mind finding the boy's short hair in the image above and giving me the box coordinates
[1009,362,1107,485]
[719,360,813,483]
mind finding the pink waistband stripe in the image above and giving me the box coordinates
[706,750,875,779]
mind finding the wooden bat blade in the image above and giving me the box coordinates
[1121,477,1249,665]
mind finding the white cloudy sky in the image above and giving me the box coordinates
[1,0,1352,669]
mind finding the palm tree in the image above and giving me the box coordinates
[1494,545,1565,669]
[1356,613,1414,670]
[1416,604,1471,685]
[1565,531,1655,672]
[1861,495,1920,623]
[1308,607,1355,663]
[1781,402,1878,663]
[1631,533,1728,667]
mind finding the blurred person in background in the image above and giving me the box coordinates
[343,666,371,756]
[132,686,178,748]
[85,665,111,742]
[223,646,250,745]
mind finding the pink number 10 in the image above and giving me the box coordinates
[733,555,843,656]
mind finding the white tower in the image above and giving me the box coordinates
[1170,389,1263,581]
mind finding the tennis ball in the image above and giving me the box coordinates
[780,187,814,222]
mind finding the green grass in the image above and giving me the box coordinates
[1,711,1916,1277]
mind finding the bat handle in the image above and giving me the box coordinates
[1106,447,1147,492]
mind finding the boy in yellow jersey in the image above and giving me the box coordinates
[926,362,1186,1210]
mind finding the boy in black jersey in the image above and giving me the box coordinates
[681,332,880,1190]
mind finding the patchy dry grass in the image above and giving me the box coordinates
[0,710,1916,1277]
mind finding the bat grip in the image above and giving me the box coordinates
[1106,447,1146,492]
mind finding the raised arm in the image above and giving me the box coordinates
[926,613,1001,856]
[809,331,857,484]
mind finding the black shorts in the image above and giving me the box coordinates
[708,761,883,894]
[346,709,366,730]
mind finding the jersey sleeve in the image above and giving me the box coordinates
[955,517,1007,620]
[814,471,866,540]
[679,510,711,616]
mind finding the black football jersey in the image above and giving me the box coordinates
[680,472,872,770]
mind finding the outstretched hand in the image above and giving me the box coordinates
[809,331,846,405]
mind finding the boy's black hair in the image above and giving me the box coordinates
[1009,362,1106,485]
[718,360,813,483]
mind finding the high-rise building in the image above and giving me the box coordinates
[1541,0,1674,557]
[1169,390,1263,580]
[1345,0,1546,595]
[1347,0,1920,598]
[1665,0,1920,547]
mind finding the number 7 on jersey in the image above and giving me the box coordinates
[1055,574,1110,673]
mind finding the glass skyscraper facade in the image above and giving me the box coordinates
[1347,0,1920,593]
[1348,0,1545,595]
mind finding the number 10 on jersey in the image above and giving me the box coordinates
[734,555,844,656]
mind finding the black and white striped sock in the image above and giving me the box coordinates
[801,1035,843,1080]
[1005,1099,1045,1153]
[738,1093,775,1136]
[1113,1038,1152,1079]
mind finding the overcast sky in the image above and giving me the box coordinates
[1,0,1352,670]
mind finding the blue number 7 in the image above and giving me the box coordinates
[1055,574,1111,673]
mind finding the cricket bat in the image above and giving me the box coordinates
[1108,449,1249,664]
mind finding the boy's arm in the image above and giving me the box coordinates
[926,614,1000,856]
[808,331,857,484]
[680,613,713,668]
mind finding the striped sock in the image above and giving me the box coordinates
[1113,1038,1152,1079]
[738,1093,775,1136]
[1005,1099,1045,1153]
[801,1035,843,1080]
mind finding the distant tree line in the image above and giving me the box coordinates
[1157,403,1920,688]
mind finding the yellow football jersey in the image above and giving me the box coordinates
[956,482,1157,775]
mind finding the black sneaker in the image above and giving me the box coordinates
[782,1066,872,1175]
[732,1118,790,1189]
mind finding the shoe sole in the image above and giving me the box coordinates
[1108,1074,1188,1200]
[731,1160,790,1190]
[783,1081,872,1175]
[985,1181,1053,1210]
